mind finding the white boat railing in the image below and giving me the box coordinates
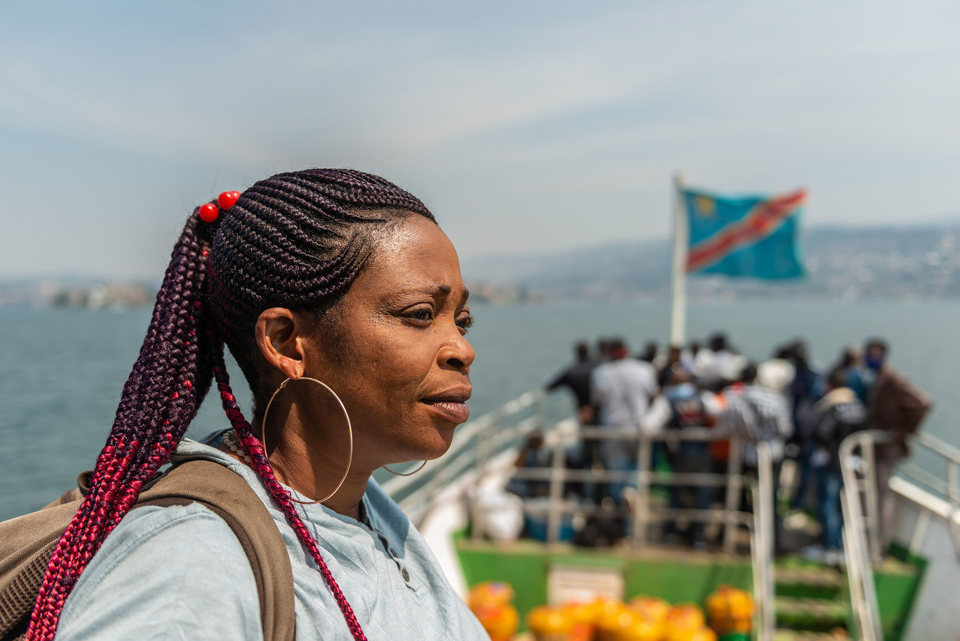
[839,430,888,641]
[384,391,777,641]
[839,429,960,641]
[503,426,775,641]
[394,393,952,641]
[896,432,960,559]
[382,389,549,523]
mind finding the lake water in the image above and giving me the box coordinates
[1,300,957,520]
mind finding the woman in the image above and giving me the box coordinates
[28,169,488,640]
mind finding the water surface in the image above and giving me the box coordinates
[1,300,956,519]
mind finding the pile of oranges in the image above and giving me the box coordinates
[526,597,716,641]
[704,585,754,637]
[468,581,521,641]
[467,582,753,641]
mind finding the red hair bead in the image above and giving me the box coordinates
[217,190,241,210]
[198,203,219,223]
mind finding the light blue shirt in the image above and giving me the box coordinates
[57,431,489,641]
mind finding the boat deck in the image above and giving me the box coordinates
[456,534,924,640]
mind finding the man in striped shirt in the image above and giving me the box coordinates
[719,363,793,552]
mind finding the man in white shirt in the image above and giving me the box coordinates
[590,338,666,506]
[693,332,746,391]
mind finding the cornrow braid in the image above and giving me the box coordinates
[27,169,435,641]
[208,170,433,377]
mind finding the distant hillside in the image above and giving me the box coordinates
[3,223,957,307]
[461,222,960,302]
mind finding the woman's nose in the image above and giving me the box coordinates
[441,326,475,371]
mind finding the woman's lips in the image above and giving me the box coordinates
[422,399,471,424]
[421,390,471,424]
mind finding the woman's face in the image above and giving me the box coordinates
[303,215,475,469]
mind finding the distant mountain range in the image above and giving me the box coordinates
[461,222,960,303]
[2,222,957,308]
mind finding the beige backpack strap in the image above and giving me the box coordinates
[139,458,296,641]
[0,459,295,641]
[0,500,83,640]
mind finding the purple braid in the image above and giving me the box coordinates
[28,210,215,641]
[27,169,435,640]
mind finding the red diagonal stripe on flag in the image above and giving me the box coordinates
[686,190,806,272]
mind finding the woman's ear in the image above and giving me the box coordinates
[255,307,308,380]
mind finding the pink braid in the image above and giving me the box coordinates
[212,355,368,641]
[27,437,142,641]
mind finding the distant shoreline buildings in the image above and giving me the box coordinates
[1,223,957,308]
[0,281,156,310]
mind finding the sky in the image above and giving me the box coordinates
[1,1,958,279]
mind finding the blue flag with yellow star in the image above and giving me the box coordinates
[682,188,807,279]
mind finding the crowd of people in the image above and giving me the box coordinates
[525,332,933,561]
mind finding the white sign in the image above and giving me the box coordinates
[547,565,624,605]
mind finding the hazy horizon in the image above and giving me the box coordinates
[2,216,956,283]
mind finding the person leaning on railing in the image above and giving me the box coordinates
[862,337,932,552]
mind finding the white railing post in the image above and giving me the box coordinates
[754,442,775,641]
[862,437,884,564]
[946,461,960,556]
[946,461,960,508]
[634,430,652,546]
[546,433,566,545]
[724,437,742,554]
[840,431,886,641]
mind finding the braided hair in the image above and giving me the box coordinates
[27,169,435,641]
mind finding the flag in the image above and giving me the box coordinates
[682,188,807,279]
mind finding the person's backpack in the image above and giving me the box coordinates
[0,455,295,641]
[815,399,867,464]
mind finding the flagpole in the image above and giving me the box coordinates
[668,172,688,347]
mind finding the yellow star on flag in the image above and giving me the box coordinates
[695,195,716,217]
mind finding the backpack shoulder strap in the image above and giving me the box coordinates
[0,501,81,640]
[0,458,295,641]
[138,458,296,641]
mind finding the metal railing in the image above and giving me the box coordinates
[384,392,778,641]
[897,432,960,559]
[502,425,775,641]
[399,395,958,641]
[382,389,550,524]
[839,430,888,641]
[839,429,960,641]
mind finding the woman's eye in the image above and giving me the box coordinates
[456,314,474,333]
[407,308,434,322]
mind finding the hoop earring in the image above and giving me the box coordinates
[382,461,427,476]
[260,377,353,504]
